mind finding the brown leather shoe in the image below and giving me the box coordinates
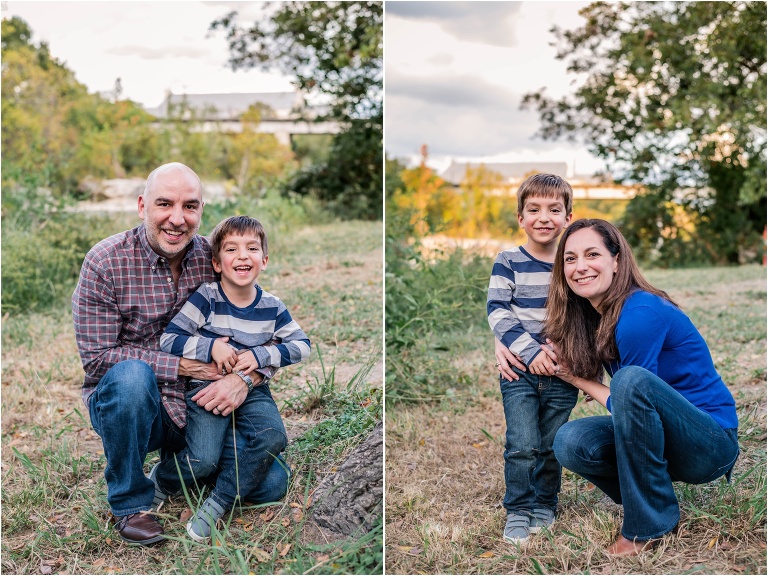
[605,535,658,557]
[114,512,165,545]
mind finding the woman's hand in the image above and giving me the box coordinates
[539,339,575,383]
[494,338,526,381]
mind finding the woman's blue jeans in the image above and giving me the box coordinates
[500,369,578,513]
[154,380,289,511]
[553,366,739,541]
[88,361,288,516]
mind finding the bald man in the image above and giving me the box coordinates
[72,163,287,545]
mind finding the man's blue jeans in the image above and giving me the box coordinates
[553,366,739,541]
[154,380,289,510]
[500,369,578,514]
[88,361,289,516]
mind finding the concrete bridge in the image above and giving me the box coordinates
[144,91,340,146]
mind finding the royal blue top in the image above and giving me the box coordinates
[604,290,738,430]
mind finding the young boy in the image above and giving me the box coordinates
[155,215,310,541]
[486,173,578,544]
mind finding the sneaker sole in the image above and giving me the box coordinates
[503,534,529,544]
[186,519,210,543]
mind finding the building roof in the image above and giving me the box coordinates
[144,92,305,121]
[440,161,569,185]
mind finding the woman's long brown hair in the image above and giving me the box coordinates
[544,219,676,380]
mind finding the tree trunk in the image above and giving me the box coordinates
[309,421,383,537]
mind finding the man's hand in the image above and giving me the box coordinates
[494,339,526,381]
[178,358,224,381]
[191,373,248,417]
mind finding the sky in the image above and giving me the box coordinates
[3,1,295,109]
[385,1,607,176]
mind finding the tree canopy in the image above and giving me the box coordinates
[212,1,383,220]
[523,1,766,265]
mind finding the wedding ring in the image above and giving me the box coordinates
[495,362,500,367]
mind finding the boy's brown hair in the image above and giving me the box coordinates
[517,173,573,216]
[209,215,268,258]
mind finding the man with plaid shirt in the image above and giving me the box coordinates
[72,163,287,545]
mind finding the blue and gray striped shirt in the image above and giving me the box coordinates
[161,281,310,370]
[487,246,552,366]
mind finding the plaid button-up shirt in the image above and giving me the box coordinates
[73,224,216,428]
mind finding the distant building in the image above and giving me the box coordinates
[143,91,339,146]
[440,160,637,201]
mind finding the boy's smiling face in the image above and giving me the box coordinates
[518,195,571,249]
[212,233,269,291]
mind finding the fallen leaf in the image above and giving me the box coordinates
[396,545,411,552]
[406,546,423,556]
[281,517,291,527]
[40,565,53,575]
[478,551,494,558]
[242,522,254,532]
[179,508,193,523]
[93,559,106,568]
[471,442,487,449]
[289,502,302,508]
[315,554,330,563]
[260,508,276,522]
[105,537,113,545]
[291,508,304,523]
[732,566,746,573]
[708,537,717,549]
[279,543,292,557]
[251,546,271,563]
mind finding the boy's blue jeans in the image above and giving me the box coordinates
[553,366,739,541]
[154,379,289,511]
[88,360,288,516]
[500,368,578,514]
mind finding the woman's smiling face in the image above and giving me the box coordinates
[563,227,619,310]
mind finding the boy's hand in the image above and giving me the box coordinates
[528,350,557,376]
[494,339,525,381]
[233,348,260,375]
[211,337,238,374]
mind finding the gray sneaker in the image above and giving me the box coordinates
[503,513,530,544]
[186,497,226,542]
[148,462,171,510]
[529,507,555,533]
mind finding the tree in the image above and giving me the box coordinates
[523,1,766,265]
[211,1,383,220]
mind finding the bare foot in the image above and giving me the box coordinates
[605,535,657,557]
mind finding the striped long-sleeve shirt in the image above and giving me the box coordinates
[160,281,310,371]
[486,246,553,366]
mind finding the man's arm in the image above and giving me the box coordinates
[72,252,182,383]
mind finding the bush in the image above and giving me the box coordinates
[386,228,491,403]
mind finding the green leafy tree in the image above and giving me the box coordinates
[523,1,766,265]
[211,1,382,219]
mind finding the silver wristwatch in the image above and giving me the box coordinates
[235,370,254,393]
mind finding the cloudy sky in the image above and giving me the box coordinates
[385,1,607,175]
[4,1,294,109]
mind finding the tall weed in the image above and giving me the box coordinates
[386,227,491,403]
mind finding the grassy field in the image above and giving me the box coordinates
[1,219,383,575]
[385,264,766,575]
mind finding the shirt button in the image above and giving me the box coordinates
[163,396,167,401]
[167,277,172,283]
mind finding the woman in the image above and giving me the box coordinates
[540,219,738,556]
